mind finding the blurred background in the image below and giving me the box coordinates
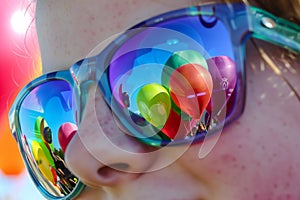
[0,0,45,199]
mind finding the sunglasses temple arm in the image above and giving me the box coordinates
[248,6,300,52]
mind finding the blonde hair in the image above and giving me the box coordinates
[254,0,300,24]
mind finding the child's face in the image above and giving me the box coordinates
[36,0,300,199]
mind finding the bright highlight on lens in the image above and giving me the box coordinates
[10,10,32,34]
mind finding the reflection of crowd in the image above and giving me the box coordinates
[30,117,78,195]
[41,118,78,194]
[21,134,62,196]
[51,151,78,193]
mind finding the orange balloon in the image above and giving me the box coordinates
[0,114,24,175]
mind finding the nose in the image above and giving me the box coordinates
[64,85,159,187]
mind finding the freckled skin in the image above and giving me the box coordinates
[36,1,300,199]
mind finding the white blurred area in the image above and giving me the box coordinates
[0,171,46,200]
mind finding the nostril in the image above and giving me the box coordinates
[98,163,129,175]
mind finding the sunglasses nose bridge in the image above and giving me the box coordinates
[70,56,99,124]
[73,80,96,125]
[70,56,98,84]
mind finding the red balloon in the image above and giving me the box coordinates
[58,122,78,153]
[161,109,197,140]
[169,63,213,119]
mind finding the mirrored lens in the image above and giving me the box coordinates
[107,15,237,145]
[18,80,79,198]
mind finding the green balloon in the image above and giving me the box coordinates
[34,116,45,139]
[166,50,208,70]
[162,50,208,88]
[136,83,171,129]
[34,116,54,150]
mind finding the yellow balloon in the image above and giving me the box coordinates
[136,83,171,129]
[31,140,56,183]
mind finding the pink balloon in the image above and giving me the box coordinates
[58,122,77,153]
[169,63,213,119]
[206,56,237,115]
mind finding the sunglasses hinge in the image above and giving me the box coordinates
[198,5,215,16]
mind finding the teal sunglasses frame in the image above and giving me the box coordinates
[8,3,300,200]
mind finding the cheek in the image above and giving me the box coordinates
[178,51,300,198]
[222,62,300,194]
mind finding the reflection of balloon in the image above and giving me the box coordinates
[169,63,213,119]
[136,83,171,129]
[58,122,78,153]
[31,141,57,184]
[206,56,237,114]
[161,109,197,140]
[166,50,208,70]
[136,83,197,140]
[34,116,45,139]
[162,50,208,87]
[34,117,54,150]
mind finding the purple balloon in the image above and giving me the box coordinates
[206,56,237,115]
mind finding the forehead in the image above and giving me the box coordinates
[36,0,195,73]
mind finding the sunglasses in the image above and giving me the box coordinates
[8,2,300,200]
